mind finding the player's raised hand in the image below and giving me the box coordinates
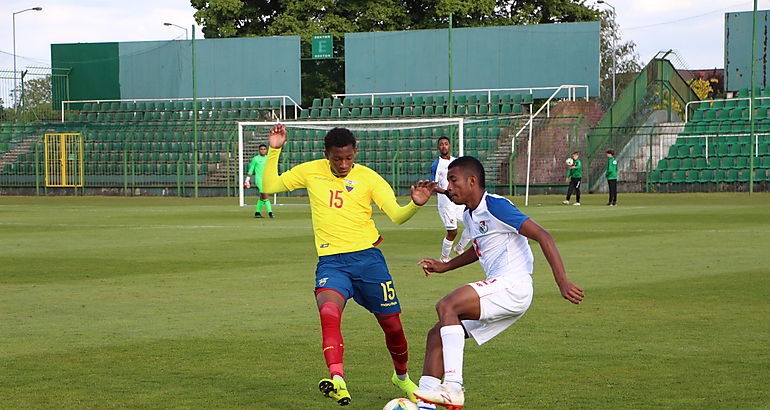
[417,257,449,277]
[558,279,584,304]
[269,124,287,149]
[410,180,437,206]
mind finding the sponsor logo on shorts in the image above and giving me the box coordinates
[479,220,489,233]
[320,243,329,248]
[380,301,398,307]
[318,277,328,286]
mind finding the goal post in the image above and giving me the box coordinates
[236,118,465,207]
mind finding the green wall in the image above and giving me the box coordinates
[345,22,601,97]
[725,9,770,91]
[51,42,120,106]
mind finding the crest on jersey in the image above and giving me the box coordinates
[345,185,354,192]
[479,220,489,233]
[344,179,357,192]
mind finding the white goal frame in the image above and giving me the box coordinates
[237,118,465,207]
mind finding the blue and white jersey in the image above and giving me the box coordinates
[431,156,459,209]
[464,192,534,282]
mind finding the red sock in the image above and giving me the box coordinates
[378,315,408,375]
[319,302,344,378]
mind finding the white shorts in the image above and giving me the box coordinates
[461,277,533,345]
[438,204,464,230]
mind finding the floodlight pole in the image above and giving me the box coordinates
[749,0,757,195]
[12,7,42,116]
[163,22,188,40]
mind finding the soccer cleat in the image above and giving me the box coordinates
[268,212,275,218]
[452,245,464,256]
[319,377,351,406]
[562,200,570,205]
[391,371,419,402]
[254,212,263,218]
[414,383,464,410]
[573,202,581,206]
[440,256,451,263]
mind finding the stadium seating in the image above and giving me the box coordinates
[649,90,770,190]
[298,92,532,120]
[68,98,283,123]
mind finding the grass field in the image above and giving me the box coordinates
[1,193,769,409]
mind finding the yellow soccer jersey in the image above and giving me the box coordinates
[262,147,420,256]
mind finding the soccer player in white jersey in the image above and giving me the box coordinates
[413,156,585,409]
[430,137,471,262]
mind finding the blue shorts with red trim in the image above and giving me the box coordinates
[315,247,401,316]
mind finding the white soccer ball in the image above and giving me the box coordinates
[565,158,574,166]
[383,397,418,410]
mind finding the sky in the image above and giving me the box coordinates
[0,0,768,73]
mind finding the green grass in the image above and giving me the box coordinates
[1,193,769,408]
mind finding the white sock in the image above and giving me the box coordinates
[441,238,453,258]
[418,375,441,391]
[440,325,465,390]
[456,229,471,251]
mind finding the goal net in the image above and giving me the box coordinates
[236,118,465,207]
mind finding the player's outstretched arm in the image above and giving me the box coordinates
[410,180,437,206]
[262,124,289,193]
[418,247,478,278]
[518,218,584,304]
[377,180,437,225]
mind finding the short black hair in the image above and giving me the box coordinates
[325,128,357,150]
[259,144,267,149]
[437,136,450,144]
[606,148,615,155]
[572,151,580,156]
[448,156,486,188]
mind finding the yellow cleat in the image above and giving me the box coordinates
[319,377,351,406]
[391,371,419,402]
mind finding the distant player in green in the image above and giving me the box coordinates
[606,149,618,206]
[244,144,274,218]
[562,151,582,206]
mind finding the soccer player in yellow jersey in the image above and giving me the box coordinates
[262,124,436,406]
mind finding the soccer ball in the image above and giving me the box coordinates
[383,397,418,410]
[565,158,574,166]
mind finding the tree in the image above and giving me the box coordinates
[598,8,641,110]
[191,0,602,105]
[9,75,55,121]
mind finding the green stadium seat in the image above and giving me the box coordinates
[699,169,715,182]
[413,106,423,116]
[680,158,694,169]
[320,108,331,117]
[719,157,735,169]
[435,106,445,116]
[522,94,534,104]
[694,157,708,169]
[392,107,402,116]
[381,97,392,106]
[512,104,523,115]
[424,106,435,116]
[677,145,691,158]
[673,170,687,183]
[736,156,749,168]
[322,98,332,107]
[659,170,674,183]
[500,104,512,114]
[361,108,371,117]
[668,158,681,169]
[686,170,700,183]
[725,169,739,182]
[403,107,413,116]
[512,94,523,103]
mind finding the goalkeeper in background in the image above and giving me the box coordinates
[244,144,275,218]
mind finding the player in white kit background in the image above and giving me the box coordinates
[430,137,471,263]
[414,156,585,410]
